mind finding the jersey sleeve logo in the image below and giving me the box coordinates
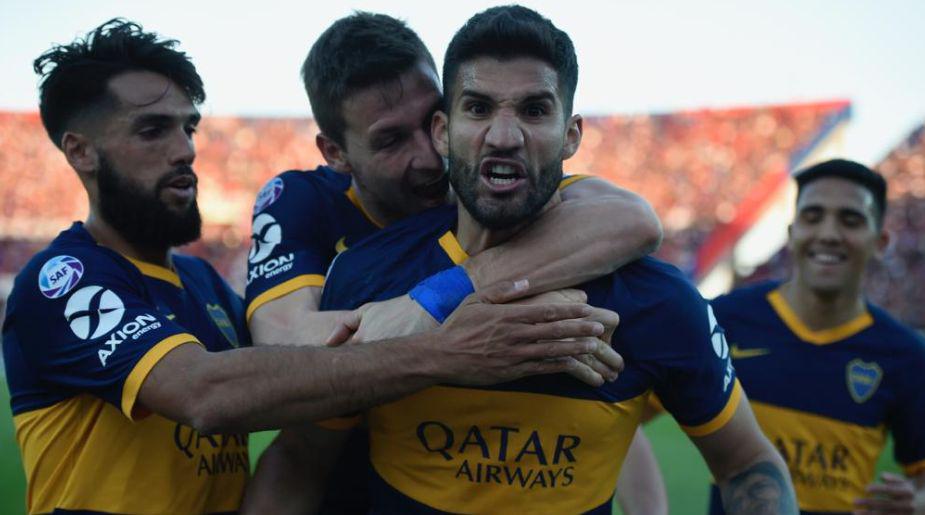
[64,285,125,340]
[206,303,240,348]
[707,305,734,392]
[249,213,282,264]
[38,255,84,299]
[846,359,882,403]
[253,177,285,215]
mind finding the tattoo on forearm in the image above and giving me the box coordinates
[721,461,798,515]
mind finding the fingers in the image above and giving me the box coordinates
[512,337,601,361]
[513,319,604,343]
[853,474,916,514]
[581,342,624,381]
[477,278,531,304]
[503,302,594,324]
[509,357,605,387]
[556,288,588,303]
[585,307,620,343]
[325,311,361,346]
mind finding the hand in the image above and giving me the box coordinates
[344,295,438,344]
[434,280,610,387]
[510,288,623,384]
[853,472,919,515]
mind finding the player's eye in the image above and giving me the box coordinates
[138,126,165,139]
[799,208,822,224]
[184,124,198,137]
[465,101,490,117]
[523,103,548,118]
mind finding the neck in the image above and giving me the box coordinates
[351,179,395,227]
[779,278,866,331]
[456,192,562,255]
[84,210,172,268]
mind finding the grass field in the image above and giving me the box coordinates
[0,381,900,514]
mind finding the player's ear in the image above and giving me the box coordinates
[561,114,582,160]
[431,110,449,158]
[316,133,351,173]
[62,131,99,178]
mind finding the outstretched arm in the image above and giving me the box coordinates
[691,395,797,515]
[463,177,662,297]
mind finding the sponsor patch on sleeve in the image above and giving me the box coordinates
[38,255,84,299]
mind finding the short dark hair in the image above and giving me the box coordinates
[301,12,436,148]
[795,158,888,227]
[442,5,578,116]
[33,18,205,149]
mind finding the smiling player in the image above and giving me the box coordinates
[710,159,925,514]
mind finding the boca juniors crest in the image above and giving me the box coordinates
[206,303,239,348]
[846,359,882,403]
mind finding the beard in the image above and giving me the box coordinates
[448,153,562,230]
[96,155,202,251]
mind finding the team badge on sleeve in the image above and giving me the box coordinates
[38,255,84,299]
[249,213,282,264]
[64,286,125,340]
[846,359,882,403]
[253,177,285,214]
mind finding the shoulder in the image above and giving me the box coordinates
[13,229,139,305]
[711,281,779,315]
[252,166,348,217]
[867,304,925,357]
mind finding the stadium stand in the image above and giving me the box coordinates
[0,100,855,327]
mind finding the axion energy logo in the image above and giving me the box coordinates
[64,286,125,340]
[249,214,282,264]
[38,255,84,299]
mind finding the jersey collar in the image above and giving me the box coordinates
[766,288,873,345]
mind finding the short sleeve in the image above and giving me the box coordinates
[5,251,198,419]
[245,174,331,320]
[635,285,740,437]
[891,340,925,476]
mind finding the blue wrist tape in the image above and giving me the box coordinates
[409,265,475,323]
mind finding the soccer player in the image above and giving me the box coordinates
[709,160,925,514]
[241,12,665,514]
[2,19,621,514]
[312,5,798,513]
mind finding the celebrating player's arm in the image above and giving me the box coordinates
[138,279,609,433]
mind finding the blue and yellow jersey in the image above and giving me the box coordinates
[708,281,925,515]
[2,222,251,514]
[321,204,742,514]
[244,166,382,321]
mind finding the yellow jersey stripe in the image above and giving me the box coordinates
[125,257,183,288]
[767,289,873,345]
[346,186,385,229]
[437,231,469,265]
[245,274,325,322]
[121,334,199,419]
[558,174,592,190]
[315,414,363,431]
[904,458,925,476]
[681,379,743,437]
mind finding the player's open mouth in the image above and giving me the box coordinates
[480,158,526,193]
[807,249,846,265]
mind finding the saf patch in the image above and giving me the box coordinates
[846,359,882,403]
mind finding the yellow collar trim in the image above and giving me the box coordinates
[438,231,469,265]
[345,186,385,229]
[766,288,873,345]
[125,256,183,288]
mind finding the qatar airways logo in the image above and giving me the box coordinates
[38,255,84,299]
